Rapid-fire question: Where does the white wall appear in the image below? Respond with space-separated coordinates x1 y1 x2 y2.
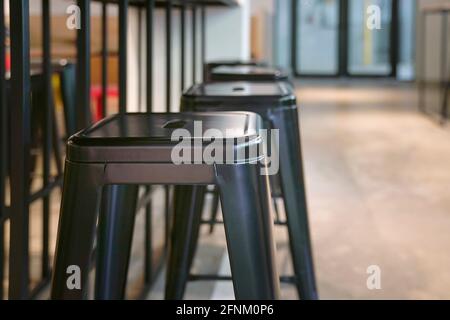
128 1 251 113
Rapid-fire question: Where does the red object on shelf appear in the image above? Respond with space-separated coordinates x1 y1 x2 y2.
5 52 10 72
91 85 119 122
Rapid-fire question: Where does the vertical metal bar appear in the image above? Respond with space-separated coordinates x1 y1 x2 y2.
0 0 5 300
389 0 399 78
192 5 197 84
166 0 172 112
200 5 206 82
338 0 349 76
9 0 31 299
41 0 52 280
290 0 297 76
165 0 172 253
180 3 185 91
119 0 128 114
145 0 154 283
76 0 91 129
0 224 4 299
440 12 449 121
101 2 108 118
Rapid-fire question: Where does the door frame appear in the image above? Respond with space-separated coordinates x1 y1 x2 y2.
291 0 399 78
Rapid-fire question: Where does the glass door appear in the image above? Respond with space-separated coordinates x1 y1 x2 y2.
295 0 341 75
347 0 393 76
292 0 404 77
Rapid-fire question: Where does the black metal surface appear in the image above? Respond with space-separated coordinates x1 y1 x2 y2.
9 0 31 299
3 0 236 300
204 60 262 82
209 65 292 83
215 163 280 299
59 63 77 136
389 0 399 78
192 5 197 84
147 0 154 113
200 5 206 82
76 0 92 129
95 185 138 299
271 106 318 300
119 0 128 114
166 0 172 111
42 0 52 280
165 0 173 255
166 185 205 299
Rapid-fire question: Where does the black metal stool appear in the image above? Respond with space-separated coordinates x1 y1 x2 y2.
176 81 317 300
209 65 292 86
204 60 264 82
205 63 291 231
50 112 280 300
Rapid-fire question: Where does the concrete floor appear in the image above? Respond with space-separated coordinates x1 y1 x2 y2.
145 81 450 300
298 81 450 299
9 80 450 299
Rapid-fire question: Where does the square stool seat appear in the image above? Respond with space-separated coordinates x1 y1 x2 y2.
204 60 264 81
51 111 281 300
179 81 318 300
67 112 263 165
182 81 295 113
209 65 291 83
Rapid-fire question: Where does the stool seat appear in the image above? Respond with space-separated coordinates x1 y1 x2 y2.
211 65 288 81
204 60 264 82
182 81 295 111
67 112 263 163
51 111 280 300
180 81 318 300
210 65 291 83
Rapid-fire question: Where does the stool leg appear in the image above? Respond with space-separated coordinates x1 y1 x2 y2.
271 107 318 300
51 107 63 177
208 188 220 234
59 64 76 136
216 163 280 300
165 185 205 300
51 161 104 299
95 185 139 299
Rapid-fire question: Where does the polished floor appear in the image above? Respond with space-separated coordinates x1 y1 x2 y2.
146 81 450 300
9 80 450 299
